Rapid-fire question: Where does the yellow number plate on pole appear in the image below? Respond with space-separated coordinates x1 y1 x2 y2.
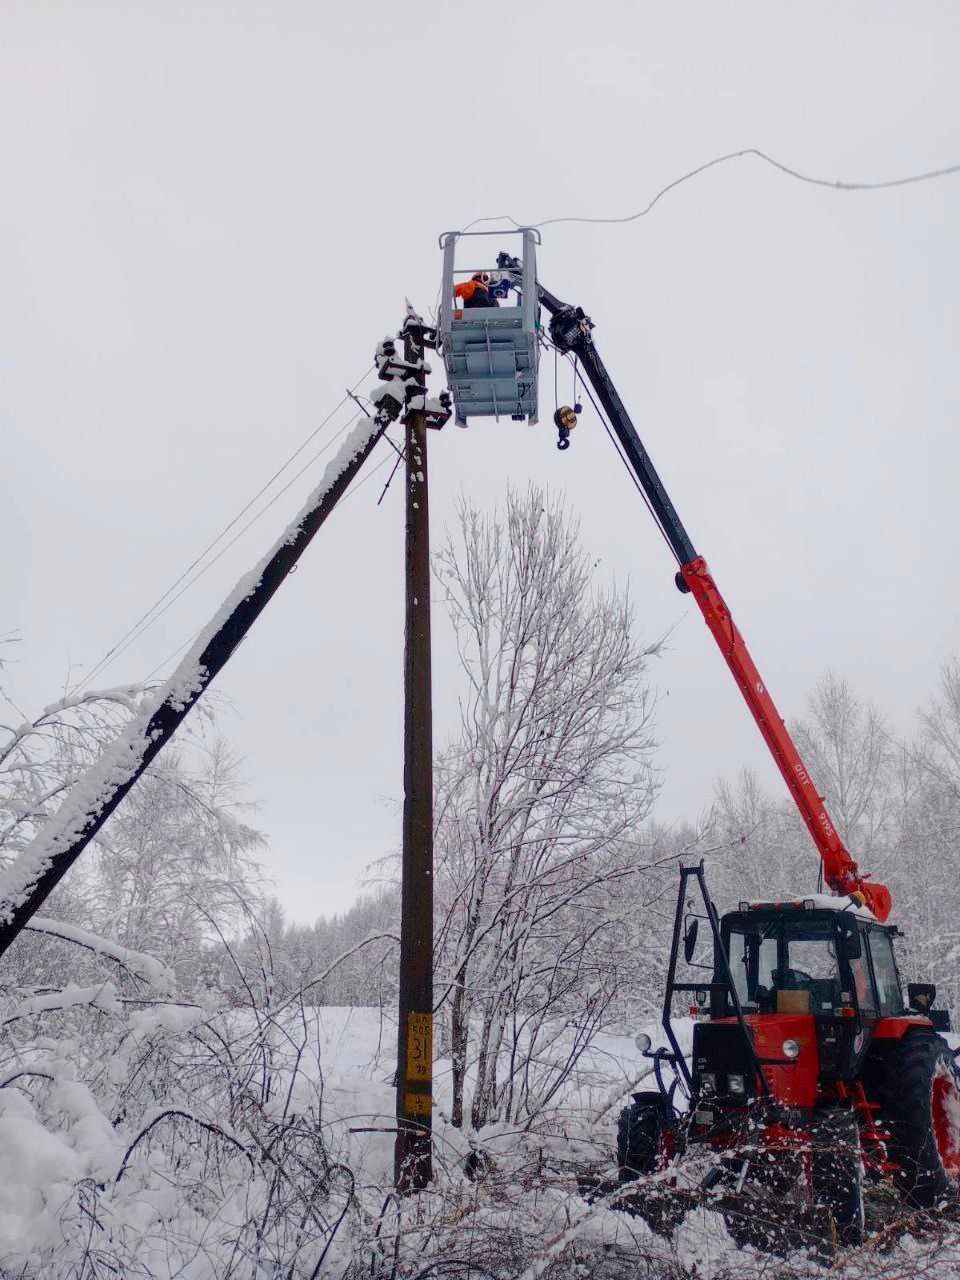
407 1012 433 1082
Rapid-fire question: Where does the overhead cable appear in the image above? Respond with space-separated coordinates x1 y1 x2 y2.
141 448 395 684
534 148 960 228
75 366 374 692
459 147 960 233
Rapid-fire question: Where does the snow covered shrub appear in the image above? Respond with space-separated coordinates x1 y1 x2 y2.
0 918 372 1277
0 677 361 1275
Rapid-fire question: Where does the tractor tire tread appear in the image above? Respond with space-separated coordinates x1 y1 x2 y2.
884 1030 960 1207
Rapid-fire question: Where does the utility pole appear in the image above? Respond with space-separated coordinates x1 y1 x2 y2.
392 308 447 1190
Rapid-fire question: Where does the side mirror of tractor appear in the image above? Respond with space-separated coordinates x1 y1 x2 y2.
684 917 700 964
908 982 937 1012
907 983 952 1030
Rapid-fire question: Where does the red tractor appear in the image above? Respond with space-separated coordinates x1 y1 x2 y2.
513 265 960 1246
618 869 957 1247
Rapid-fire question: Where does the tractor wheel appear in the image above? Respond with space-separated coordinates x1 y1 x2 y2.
616 1091 665 1180
810 1107 865 1246
884 1031 960 1207
722 1152 806 1254
723 1199 780 1253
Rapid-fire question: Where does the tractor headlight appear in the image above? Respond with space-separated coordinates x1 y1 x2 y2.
728 1072 746 1095
700 1072 717 1097
782 1038 801 1060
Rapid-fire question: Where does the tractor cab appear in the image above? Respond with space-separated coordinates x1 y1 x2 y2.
696 898 901 1114
716 897 897 1024
438 227 541 426
685 891 955 1121
636 867 949 1133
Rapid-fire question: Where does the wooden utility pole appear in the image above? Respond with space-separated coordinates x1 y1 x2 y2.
394 310 434 1190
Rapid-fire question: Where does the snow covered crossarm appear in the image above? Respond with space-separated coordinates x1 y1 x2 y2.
0 411 390 956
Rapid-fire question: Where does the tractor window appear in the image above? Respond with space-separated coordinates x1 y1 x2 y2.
849 951 876 1014
758 935 778 993
868 931 904 1016
779 921 844 1012
788 937 839 983
727 929 774 1009
723 917 848 1013
727 929 752 1007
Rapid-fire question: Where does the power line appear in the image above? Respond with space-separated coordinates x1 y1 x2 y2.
457 147 960 234
534 148 960 228
92 412 380 684
140 450 396 691
75 367 374 692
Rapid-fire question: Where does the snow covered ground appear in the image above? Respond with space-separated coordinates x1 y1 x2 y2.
302 1008 960 1278
312 1006 688 1184
3 1001 960 1277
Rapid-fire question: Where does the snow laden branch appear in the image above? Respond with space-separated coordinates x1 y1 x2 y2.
24 917 173 988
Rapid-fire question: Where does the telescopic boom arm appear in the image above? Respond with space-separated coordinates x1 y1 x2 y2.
536 282 892 922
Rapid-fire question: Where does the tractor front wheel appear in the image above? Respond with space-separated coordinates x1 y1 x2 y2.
616 1091 666 1180
885 1031 960 1207
810 1107 865 1246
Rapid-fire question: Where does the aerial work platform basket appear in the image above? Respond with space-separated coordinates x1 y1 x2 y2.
439 228 541 426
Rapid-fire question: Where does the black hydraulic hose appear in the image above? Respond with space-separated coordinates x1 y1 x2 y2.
536 284 698 568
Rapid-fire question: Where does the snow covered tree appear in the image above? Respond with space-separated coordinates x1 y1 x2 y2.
86 739 265 983
708 767 810 906
433 486 661 1128
1 682 144 869
791 670 894 871
888 661 960 1009
710 673 895 908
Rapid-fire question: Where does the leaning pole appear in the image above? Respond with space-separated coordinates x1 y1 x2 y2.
0 349 406 959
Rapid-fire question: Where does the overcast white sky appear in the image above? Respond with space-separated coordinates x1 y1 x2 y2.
3 2 959 922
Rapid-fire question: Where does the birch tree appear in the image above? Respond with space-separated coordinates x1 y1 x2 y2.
433 486 661 1129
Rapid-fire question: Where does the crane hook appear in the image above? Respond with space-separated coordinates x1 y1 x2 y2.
554 405 579 452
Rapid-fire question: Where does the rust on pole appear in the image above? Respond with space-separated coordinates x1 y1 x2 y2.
394 311 436 1190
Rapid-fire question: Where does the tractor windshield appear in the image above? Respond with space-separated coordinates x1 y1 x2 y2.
723 915 853 1015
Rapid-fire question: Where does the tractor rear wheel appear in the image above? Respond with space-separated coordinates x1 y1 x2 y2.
885 1031 960 1207
810 1107 865 1246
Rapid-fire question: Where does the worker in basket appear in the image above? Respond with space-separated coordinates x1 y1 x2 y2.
454 271 511 310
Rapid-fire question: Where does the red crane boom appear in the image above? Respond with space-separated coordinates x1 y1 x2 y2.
537 281 892 922
680 556 891 920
